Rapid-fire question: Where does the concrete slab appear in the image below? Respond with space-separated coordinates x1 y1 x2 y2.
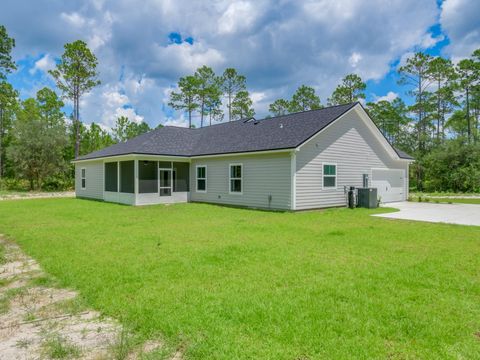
373 201 480 226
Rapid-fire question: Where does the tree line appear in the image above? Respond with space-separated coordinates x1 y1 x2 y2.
168 66 254 128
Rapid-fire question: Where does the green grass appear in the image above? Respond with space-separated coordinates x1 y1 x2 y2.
0 198 479 359
41 334 81 359
0 241 5 265
410 196 480 205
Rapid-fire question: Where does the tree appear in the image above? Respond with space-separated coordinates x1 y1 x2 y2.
49 40 100 158
269 99 291 116
8 97 67 190
0 25 16 79
231 90 255 120
398 52 433 190
398 52 433 152
113 116 151 142
428 57 457 142
0 25 16 181
366 98 411 145
423 140 480 192
81 123 115 155
169 75 200 129
220 68 246 121
328 74 366 105
206 95 224 126
194 66 221 128
0 81 17 179
36 87 65 127
456 56 479 143
289 85 321 112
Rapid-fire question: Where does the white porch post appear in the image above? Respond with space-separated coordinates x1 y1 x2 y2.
134 159 139 205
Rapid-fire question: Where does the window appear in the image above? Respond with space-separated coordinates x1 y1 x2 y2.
81 168 86 189
323 163 336 189
229 164 242 194
105 162 118 192
196 166 206 192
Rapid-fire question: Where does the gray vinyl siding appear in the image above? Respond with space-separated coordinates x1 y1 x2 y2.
190 153 291 210
295 108 408 210
75 161 104 200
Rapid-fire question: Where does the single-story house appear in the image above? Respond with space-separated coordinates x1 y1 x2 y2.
73 102 413 210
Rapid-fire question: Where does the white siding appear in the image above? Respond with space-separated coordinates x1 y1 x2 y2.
190 153 292 210
75 161 103 200
295 108 409 210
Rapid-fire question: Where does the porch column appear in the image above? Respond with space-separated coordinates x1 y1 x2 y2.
134 159 139 205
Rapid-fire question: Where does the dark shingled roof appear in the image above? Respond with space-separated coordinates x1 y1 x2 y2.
393 147 414 160
76 102 413 161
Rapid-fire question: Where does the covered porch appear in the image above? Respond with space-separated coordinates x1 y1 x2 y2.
102 155 190 206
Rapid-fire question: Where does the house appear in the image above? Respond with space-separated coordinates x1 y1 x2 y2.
73 103 414 210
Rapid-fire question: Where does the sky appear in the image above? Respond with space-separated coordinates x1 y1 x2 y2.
1 0 479 129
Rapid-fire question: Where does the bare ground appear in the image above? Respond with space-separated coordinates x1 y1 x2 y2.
0 192 75 201
0 237 180 360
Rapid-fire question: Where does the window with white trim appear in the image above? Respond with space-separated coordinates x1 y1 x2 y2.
81 168 86 189
229 164 242 194
196 166 206 192
323 163 336 188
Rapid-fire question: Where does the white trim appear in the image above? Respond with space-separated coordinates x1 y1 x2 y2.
134 160 139 204
73 149 291 164
195 165 207 193
80 167 86 190
192 148 291 159
73 154 191 164
102 160 105 200
322 162 337 190
290 151 296 210
117 161 120 192
158 167 173 197
228 163 243 195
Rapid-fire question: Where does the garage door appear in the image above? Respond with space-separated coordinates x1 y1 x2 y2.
371 169 405 203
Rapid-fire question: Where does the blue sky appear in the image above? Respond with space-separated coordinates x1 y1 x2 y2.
1 0 479 129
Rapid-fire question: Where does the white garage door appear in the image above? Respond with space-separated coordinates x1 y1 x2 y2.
371 169 405 203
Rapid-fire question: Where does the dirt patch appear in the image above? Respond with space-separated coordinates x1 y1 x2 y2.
0 191 75 201
0 237 181 359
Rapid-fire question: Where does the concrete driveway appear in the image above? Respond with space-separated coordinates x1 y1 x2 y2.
373 201 480 226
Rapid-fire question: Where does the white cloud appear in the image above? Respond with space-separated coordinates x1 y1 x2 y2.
151 42 225 75
80 83 144 129
440 0 480 61
348 52 362 68
374 91 399 103
164 116 189 128
30 54 55 75
60 12 86 27
218 1 258 34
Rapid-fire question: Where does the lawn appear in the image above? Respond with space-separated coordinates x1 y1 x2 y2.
409 194 480 205
0 199 479 359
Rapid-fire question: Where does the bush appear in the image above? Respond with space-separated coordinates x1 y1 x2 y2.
423 140 480 193
0 178 30 191
41 176 74 191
